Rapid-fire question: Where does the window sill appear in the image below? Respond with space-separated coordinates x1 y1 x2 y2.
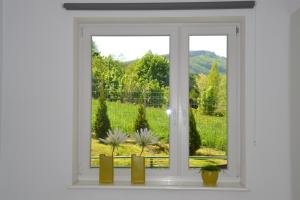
69 180 248 191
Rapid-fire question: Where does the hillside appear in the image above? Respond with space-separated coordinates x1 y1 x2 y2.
189 51 226 74
124 50 226 75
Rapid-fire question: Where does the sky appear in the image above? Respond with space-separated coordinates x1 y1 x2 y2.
92 35 227 62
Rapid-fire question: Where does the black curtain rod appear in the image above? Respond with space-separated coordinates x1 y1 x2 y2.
63 1 255 10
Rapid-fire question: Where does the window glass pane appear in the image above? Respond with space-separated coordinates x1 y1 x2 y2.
91 36 170 168
188 36 228 168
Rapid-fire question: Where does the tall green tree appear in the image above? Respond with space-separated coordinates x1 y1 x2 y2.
189 109 201 155
94 83 111 139
134 104 150 133
201 86 216 115
135 51 169 87
92 54 106 98
92 54 124 100
104 56 124 101
207 62 220 93
201 62 220 115
217 75 227 114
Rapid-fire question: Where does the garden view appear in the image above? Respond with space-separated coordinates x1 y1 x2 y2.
90 36 227 168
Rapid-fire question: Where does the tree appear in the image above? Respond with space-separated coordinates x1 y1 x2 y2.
201 62 220 115
94 83 111 139
92 40 99 56
143 79 164 107
207 62 220 93
134 104 150 133
189 109 201 156
201 86 216 115
217 75 227 115
136 51 170 87
104 56 124 101
189 74 200 109
91 54 124 100
91 54 106 98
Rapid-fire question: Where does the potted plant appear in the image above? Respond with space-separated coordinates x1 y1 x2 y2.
98 129 128 184
132 128 158 184
200 164 221 187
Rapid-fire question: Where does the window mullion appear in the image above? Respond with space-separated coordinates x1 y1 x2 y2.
169 27 180 176
178 26 190 176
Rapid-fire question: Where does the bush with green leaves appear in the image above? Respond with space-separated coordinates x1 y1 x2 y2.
136 51 169 87
201 86 217 115
91 53 124 100
134 104 150 133
94 84 111 139
143 80 164 107
189 109 201 156
201 63 220 115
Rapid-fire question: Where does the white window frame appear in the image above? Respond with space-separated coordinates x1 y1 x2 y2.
73 19 245 186
179 25 240 180
78 24 179 181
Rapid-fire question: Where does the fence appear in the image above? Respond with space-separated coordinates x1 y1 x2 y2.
91 155 227 168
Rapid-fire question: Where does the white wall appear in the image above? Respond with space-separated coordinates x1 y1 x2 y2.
0 0 3 169
288 0 300 13
290 8 300 200
0 0 292 200
0 0 3 196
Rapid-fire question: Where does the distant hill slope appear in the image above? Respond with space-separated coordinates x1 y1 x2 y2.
123 50 226 75
189 50 226 75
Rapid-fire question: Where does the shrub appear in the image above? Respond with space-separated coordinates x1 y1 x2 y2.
134 104 150 133
94 83 111 139
143 80 164 107
201 86 217 115
189 109 201 155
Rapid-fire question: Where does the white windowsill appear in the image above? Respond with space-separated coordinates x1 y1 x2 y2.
69 180 249 191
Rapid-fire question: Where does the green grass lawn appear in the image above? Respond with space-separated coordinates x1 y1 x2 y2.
92 99 169 141
192 109 227 152
91 99 227 168
92 99 227 150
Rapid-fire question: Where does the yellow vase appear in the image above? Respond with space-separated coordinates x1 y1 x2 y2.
201 171 219 187
99 154 114 184
131 154 145 184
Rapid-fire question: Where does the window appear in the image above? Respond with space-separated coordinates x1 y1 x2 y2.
188 35 228 168
91 36 170 168
75 20 242 185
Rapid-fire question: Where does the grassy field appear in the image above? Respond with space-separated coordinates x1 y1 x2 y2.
193 110 227 152
92 100 169 141
91 99 227 168
92 99 226 150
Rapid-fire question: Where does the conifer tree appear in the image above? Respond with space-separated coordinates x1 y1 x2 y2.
189 109 201 155
94 83 111 139
134 104 150 133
